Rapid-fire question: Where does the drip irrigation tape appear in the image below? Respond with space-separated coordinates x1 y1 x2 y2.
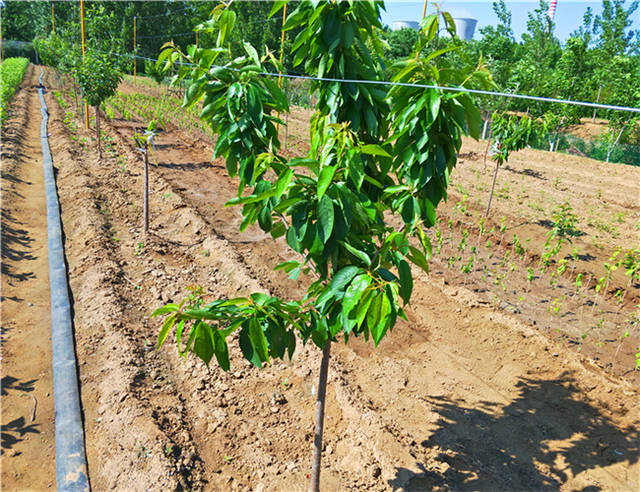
38 68 90 492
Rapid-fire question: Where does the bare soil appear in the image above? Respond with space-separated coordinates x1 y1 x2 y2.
2 67 639 491
1 66 56 491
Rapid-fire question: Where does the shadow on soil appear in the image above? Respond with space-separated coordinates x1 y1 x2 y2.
1 376 40 454
389 372 638 491
1 416 40 453
504 165 547 180
1 207 37 282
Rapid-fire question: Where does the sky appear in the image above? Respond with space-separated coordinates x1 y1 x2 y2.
379 0 640 42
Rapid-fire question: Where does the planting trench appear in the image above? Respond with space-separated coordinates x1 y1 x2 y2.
2 65 639 490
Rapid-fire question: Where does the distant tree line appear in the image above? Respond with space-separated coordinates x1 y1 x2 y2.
9 0 639 154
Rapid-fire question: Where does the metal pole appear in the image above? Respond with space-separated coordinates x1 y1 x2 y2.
81 0 89 129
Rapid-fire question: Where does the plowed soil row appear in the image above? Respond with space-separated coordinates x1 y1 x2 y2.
1 65 56 491
3 66 638 491
115 75 640 384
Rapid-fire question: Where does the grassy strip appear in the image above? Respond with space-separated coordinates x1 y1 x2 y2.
1 57 30 125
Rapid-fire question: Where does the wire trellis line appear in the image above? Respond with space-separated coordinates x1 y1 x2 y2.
118 53 640 114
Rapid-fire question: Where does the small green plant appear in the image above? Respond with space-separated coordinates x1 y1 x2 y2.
575 272 583 290
136 242 145 255
527 267 535 283
485 114 545 217
620 248 640 284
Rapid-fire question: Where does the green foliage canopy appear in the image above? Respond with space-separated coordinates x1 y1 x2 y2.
153 1 491 370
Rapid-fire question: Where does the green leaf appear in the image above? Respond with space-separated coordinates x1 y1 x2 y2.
340 241 371 266
317 165 336 199
151 304 180 317
359 144 391 157
330 266 360 293
268 0 288 18
250 293 271 306
212 330 230 371
286 225 301 251
157 313 177 349
367 292 391 346
239 324 263 368
398 260 413 304
422 15 438 41
274 261 300 272
317 195 334 243
249 317 269 363
193 321 215 365
243 42 260 66
342 274 372 332
407 246 430 273
401 196 418 225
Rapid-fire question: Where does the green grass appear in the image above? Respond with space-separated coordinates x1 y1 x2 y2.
1 57 29 125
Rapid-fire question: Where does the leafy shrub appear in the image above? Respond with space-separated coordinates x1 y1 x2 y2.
0 57 30 125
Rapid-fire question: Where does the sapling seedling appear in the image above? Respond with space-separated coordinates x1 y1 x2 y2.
152 4 489 489
485 114 545 217
76 52 122 159
133 120 158 234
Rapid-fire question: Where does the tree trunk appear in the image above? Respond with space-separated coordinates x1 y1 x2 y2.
606 122 627 163
284 112 289 150
143 150 149 234
96 106 101 160
592 86 602 123
483 138 492 172
485 160 500 217
309 340 331 492
72 82 78 111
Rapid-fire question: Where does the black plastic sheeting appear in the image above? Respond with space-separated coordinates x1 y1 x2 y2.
39 69 90 491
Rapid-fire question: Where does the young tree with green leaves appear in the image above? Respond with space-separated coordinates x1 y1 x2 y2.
153 1 490 489
485 113 545 217
76 52 122 159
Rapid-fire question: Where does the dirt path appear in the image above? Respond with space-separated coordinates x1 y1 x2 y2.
24 69 640 490
1 66 56 489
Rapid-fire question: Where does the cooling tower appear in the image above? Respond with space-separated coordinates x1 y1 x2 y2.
453 17 477 40
392 20 419 31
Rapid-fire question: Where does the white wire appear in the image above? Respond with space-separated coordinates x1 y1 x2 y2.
118 53 640 114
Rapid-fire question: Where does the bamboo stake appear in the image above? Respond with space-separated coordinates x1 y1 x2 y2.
133 16 137 80
276 3 287 138
81 0 89 129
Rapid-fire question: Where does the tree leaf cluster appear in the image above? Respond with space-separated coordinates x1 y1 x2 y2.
154 1 491 370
